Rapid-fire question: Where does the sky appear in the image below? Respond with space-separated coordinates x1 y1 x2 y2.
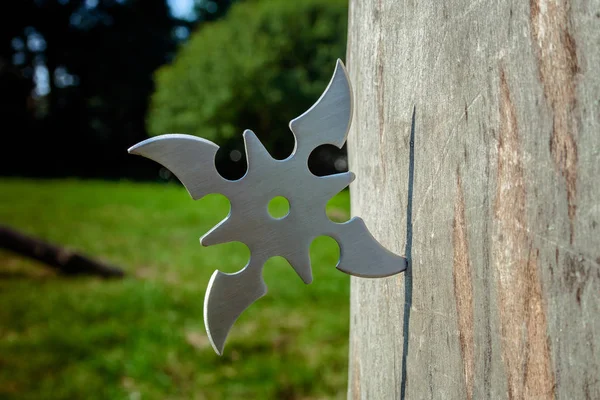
167 0 195 20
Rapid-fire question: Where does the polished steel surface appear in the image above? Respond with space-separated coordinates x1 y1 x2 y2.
129 60 407 355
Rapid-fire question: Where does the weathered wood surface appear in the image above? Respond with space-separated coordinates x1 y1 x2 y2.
346 1 599 399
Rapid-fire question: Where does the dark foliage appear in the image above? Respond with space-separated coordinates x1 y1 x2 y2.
0 0 347 180
0 0 234 179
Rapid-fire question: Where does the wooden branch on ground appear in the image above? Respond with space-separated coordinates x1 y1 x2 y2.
0 225 125 278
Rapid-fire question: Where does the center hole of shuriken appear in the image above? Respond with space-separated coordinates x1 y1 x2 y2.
268 196 290 219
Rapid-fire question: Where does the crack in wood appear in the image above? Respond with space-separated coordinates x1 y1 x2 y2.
494 67 555 400
530 0 579 243
453 171 475 400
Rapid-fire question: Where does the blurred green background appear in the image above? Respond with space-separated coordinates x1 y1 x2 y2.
0 0 352 398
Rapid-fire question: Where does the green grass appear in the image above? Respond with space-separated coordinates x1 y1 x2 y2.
0 179 351 400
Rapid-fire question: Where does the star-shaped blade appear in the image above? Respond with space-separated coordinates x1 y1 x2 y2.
128 59 406 355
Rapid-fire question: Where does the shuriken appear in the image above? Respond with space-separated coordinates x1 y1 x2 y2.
128 60 406 355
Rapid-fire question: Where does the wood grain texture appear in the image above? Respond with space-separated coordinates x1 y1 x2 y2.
345 1 600 398
453 173 474 400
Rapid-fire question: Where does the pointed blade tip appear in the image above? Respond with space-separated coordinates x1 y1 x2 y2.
300 271 313 285
205 324 225 356
127 143 142 155
200 218 235 247
335 266 405 278
204 270 226 356
206 331 224 356
288 59 352 141
199 236 210 247
336 256 407 278
127 136 161 155
349 171 356 183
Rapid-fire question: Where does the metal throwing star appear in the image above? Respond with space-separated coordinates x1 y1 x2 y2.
128 60 407 355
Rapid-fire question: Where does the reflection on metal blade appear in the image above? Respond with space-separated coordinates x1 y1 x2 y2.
128 60 407 355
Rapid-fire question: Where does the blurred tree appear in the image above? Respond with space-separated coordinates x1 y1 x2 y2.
147 0 349 179
193 0 238 21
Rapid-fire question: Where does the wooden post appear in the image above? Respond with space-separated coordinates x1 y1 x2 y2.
346 1 599 398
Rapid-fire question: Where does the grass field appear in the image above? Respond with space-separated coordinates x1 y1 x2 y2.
0 179 351 400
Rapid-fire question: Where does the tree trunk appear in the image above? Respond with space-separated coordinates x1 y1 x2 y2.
346 1 599 399
0 225 125 278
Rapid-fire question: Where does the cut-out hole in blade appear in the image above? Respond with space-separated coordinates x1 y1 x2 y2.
268 196 290 219
308 143 348 176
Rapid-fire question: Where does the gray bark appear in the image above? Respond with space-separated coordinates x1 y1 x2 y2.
346 1 600 399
